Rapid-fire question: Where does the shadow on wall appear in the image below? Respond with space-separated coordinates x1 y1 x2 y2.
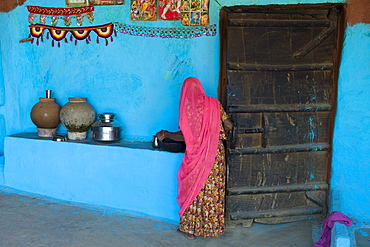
0 155 3 185
0 78 3 184
0 115 5 156
0 46 4 156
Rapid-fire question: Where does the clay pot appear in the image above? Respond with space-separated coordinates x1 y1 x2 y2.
30 97 61 137
60 98 96 140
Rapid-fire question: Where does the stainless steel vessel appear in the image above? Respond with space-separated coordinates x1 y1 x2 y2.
91 113 121 142
52 135 67 142
152 135 159 148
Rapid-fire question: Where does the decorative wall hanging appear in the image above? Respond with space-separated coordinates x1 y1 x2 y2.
181 0 209 26
130 0 157 21
66 0 89 7
158 0 181 20
29 23 115 47
89 0 124 5
27 6 94 26
114 22 216 38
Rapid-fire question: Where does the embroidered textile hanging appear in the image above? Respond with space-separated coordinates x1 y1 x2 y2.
180 0 209 26
27 6 94 26
130 0 157 21
29 23 115 47
114 22 216 38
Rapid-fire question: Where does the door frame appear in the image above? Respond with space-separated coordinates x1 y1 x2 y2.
218 3 345 226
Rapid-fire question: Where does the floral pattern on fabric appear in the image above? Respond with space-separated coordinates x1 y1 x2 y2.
179 105 228 237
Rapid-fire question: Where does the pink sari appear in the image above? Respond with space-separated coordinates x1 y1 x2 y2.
177 77 220 216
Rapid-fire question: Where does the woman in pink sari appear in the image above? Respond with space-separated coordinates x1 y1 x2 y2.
156 77 233 239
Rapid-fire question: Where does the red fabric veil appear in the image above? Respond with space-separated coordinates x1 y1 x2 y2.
177 77 220 216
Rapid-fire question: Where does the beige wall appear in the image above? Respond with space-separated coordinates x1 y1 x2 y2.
346 0 370 25
0 0 26 12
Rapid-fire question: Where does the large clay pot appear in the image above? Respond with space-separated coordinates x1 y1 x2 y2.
30 92 61 137
60 98 96 140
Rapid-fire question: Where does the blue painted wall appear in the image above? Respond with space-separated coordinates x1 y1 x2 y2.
0 40 4 107
3 0 370 224
0 0 220 143
0 19 6 184
0 0 345 142
331 23 370 223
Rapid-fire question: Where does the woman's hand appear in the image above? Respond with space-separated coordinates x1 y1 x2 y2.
224 118 233 132
156 130 184 142
156 130 168 141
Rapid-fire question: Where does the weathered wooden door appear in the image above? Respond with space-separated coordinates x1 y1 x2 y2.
219 4 344 227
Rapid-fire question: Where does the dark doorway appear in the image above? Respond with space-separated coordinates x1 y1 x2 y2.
219 4 344 227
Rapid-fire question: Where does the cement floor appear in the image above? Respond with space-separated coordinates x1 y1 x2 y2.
352 226 370 246
0 186 323 247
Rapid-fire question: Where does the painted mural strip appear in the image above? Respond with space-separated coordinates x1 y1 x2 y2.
27 6 95 26
29 23 115 47
89 0 124 5
114 22 216 38
130 0 157 21
158 0 181 20
180 0 210 26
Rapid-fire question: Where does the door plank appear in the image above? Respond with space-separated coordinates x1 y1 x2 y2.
228 19 331 27
227 62 333 71
226 191 327 213
228 182 328 195
293 26 335 59
227 151 328 189
227 71 333 106
255 215 320 224
228 104 332 113
229 144 330 154
230 206 323 220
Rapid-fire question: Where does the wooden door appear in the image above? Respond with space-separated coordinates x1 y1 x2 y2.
219 4 344 227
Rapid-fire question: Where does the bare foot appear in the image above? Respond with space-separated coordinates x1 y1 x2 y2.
177 229 195 240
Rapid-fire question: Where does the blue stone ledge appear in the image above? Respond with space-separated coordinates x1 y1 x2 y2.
329 188 352 247
4 133 183 222
331 223 351 247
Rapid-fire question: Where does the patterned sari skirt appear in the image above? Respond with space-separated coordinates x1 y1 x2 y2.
179 140 226 237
